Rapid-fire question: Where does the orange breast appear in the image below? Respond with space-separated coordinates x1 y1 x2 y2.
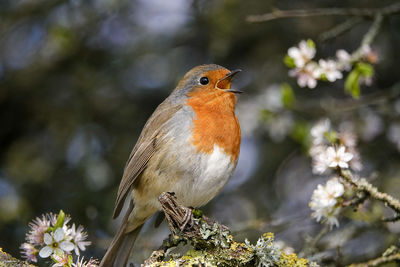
186 90 241 162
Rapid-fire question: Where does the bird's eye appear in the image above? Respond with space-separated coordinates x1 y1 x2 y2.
199 77 209 85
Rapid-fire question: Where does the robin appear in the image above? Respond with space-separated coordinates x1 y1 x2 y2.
100 64 242 267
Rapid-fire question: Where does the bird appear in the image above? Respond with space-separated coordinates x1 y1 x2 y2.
100 64 242 267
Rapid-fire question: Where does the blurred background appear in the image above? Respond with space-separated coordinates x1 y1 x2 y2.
1 0 400 266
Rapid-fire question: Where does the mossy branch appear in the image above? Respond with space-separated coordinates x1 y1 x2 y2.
143 192 313 267
338 169 400 220
348 246 400 267
0 248 36 267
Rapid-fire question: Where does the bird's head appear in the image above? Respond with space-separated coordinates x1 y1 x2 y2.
174 64 242 96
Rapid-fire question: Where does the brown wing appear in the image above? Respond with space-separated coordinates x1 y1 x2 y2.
113 101 182 219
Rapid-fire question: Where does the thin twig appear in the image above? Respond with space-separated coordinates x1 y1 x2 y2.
341 192 368 210
247 3 400 23
338 169 400 215
319 17 364 42
349 252 400 267
332 13 383 69
290 82 400 116
346 13 383 65
298 225 329 258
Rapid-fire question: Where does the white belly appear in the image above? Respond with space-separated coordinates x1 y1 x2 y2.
175 144 236 207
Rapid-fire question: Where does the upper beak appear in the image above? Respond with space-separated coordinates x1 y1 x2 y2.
216 69 243 94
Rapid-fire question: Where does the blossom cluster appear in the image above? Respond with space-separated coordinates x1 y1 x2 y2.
308 119 362 228
309 177 345 228
286 39 375 89
20 210 96 267
309 119 362 175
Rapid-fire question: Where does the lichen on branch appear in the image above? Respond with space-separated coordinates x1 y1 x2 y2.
0 248 36 267
143 192 313 267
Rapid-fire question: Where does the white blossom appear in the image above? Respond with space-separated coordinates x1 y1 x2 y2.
262 86 283 112
265 112 294 142
311 145 354 174
51 253 70 267
39 228 74 258
361 44 371 56
361 44 379 63
311 119 331 145
68 224 91 255
326 145 353 169
318 59 343 82
339 130 357 148
336 49 351 71
72 256 99 267
310 177 345 228
311 146 330 174
289 63 320 89
20 243 38 263
288 40 316 68
26 215 51 246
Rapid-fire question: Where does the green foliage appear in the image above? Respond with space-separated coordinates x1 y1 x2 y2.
291 122 310 150
357 62 374 77
280 83 295 108
344 62 374 99
319 73 328 82
192 209 203 219
306 39 316 49
260 109 275 122
52 210 66 232
284 55 296 68
345 69 361 98
324 130 338 144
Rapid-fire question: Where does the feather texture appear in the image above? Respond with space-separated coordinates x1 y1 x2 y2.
113 102 182 219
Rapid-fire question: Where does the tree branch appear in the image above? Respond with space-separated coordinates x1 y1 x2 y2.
144 192 311 267
338 169 400 215
319 17 363 42
349 247 400 267
289 82 400 117
0 248 35 267
247 3 400 23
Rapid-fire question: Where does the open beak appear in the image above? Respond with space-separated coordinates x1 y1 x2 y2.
216 69 243 94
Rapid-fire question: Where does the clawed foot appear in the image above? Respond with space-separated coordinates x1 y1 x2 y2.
180 206 193 232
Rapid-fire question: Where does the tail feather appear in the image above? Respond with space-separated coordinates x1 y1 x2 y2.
100 201 143 267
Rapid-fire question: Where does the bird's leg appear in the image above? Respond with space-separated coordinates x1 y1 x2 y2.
179 206 193 232
159 192 194 234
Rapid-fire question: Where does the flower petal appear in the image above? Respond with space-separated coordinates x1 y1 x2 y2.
343 152 354 161
39 246 53 258
54 228 65 242
307 78 317 88
43 233 53 245
328 161 338 168
326 146 336 157
337 146 346 154
288 47 300 58
60 241 75 252
338 162 349 168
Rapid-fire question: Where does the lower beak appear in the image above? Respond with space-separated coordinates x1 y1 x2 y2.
216 69 243 94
